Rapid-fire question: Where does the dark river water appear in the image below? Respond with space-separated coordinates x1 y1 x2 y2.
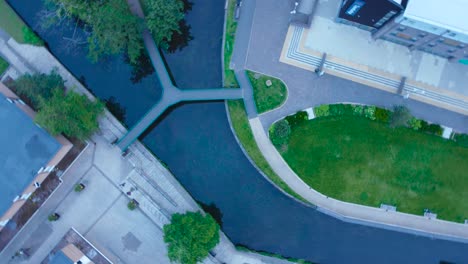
7 0 468 263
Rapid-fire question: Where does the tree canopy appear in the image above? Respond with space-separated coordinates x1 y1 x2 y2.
46 0 187 63
10 71 64 109
35 88 104 140
47 0 144 63
11 72 103 140
143 0 185 49
163 211 220 264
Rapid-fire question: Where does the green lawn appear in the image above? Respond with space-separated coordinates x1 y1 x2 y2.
0 1 43 45
223 0 239 88
247 71 287 114
0 56 9 75
227 100 308 203
278 115 468 222
0 0 27 42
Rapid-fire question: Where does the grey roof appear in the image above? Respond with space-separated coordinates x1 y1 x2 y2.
49 251 73 264
404 0 468 35
0 93 60 216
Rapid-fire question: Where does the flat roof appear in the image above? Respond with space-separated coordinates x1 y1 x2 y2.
404 0 468 35
0 92 60 216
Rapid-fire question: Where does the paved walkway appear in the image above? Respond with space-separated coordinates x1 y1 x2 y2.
117 0 243 150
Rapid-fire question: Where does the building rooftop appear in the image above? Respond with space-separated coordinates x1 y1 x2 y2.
0 91 60 216
404 0 468 35
49 251 73 264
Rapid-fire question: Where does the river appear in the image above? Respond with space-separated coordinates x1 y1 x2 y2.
7 0 468 263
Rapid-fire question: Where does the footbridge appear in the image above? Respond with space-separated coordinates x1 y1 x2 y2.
116 26 243 150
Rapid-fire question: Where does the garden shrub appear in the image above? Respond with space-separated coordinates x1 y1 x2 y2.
286 111 308 127
421 123 443 136
363 105 376 120
314 105 329 117
454 133 468 147
269 119 291 147
375 107 391 123
329 104 346 116
407 117 422 131
391 105 411 127
352 105 364 116
420 120 429 130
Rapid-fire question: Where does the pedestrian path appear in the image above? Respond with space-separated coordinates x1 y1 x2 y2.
281 26 468 115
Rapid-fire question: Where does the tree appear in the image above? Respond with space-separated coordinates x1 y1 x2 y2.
10 71 65 109
269 119 291 147
46 0 144 63
163 211 220 264
35 89 104 140
144 0 185 49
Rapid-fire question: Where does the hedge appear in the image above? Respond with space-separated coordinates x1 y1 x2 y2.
269 119 291 147
286 111 308 127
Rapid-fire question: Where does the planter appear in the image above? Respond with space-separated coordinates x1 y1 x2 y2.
74 183 85 192
48 213 60 221
127 199 139 211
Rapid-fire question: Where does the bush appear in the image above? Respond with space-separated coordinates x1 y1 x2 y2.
164 212 220 264
421 123 443 136
352 105 364 116
314 105 329 117
286 111 308 127
74 183 85 192
391 105 411 127
407 117 422 131
269 119 291 147
329 104 346 116
48 213 60 221
22 26 43 46
454 133 468 147
375 107 392 123
363 105 376 120
127 199 138 210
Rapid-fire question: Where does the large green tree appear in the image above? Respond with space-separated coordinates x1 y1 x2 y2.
10 71 64 109
35 88 104 140
143 0 185 49
163 211 220 264
47 0 144 63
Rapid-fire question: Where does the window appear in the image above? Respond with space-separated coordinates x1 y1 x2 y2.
458 44 466 49
448 48 456 53
373 10 397 28
411 37 418 42
398 26 406 31
428 42 436 47
418 32 427 38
